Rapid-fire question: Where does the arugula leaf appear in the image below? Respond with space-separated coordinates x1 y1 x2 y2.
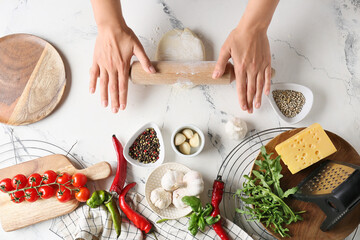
235 146 305 238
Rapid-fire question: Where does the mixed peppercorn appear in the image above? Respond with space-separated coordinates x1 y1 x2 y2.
129 128 160 164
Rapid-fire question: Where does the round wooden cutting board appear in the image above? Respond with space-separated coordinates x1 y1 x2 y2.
252 128 360 240
0 34 66 125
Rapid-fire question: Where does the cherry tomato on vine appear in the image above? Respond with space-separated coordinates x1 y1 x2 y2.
72 173 87 187
25 188 39 202
75 187 90 202
38 186 55 199
28 173 42 187
56 186 72 203
12 174 27 189
0 178 14 193
10 190 25 203
56 172 72 186
42 170 58 184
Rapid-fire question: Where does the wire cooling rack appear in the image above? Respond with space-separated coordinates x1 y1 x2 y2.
215 127 359 240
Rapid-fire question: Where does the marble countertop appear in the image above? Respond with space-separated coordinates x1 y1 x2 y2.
1 0 360 239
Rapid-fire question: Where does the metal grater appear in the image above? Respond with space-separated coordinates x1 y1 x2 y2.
293 160 360 231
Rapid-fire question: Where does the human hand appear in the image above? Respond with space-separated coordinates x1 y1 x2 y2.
213 25 271 114
89 25 155 113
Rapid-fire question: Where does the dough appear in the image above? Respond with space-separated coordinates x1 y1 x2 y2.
225 117 248 140
156 28 205 61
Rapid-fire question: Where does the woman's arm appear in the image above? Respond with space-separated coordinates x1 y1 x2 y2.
89 0 155 112
213 0 279 113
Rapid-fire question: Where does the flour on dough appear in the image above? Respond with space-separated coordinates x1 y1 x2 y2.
156 28 205 61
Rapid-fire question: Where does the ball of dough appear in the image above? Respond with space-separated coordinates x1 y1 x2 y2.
225 118 248 140
156 28 205 61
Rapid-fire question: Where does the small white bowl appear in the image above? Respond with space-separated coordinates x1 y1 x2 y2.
123 122 165 168
171 124 205 157
145 162 192 219
267 83 313 124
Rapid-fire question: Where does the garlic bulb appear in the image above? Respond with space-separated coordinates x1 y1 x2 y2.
150 187 172 209
183 171 204 196
172 188 189 209
161 170 184 191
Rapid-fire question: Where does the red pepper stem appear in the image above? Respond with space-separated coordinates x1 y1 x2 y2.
119 182 154 234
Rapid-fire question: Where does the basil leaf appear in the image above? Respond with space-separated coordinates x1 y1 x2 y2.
188 212 199 236
202 203 213 217
198 217 205 231
182 196 202 213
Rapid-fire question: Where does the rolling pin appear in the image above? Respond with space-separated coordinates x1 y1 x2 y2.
130 61 275 85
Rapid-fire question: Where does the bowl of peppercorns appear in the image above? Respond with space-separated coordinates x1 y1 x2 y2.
124 122 165 168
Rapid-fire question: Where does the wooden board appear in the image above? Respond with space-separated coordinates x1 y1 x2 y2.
253 128 360 240
0 34 66 125
0 154 112 232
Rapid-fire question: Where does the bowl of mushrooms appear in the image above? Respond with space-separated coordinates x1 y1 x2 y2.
171 124 205 157
145 162 205 219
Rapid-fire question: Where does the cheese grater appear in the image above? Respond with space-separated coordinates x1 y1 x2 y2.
293 160 360 231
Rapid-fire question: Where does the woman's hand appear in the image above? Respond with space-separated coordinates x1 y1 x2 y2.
212 0 278 114
213 25 271 113
89 0 155 113
89 26 155 113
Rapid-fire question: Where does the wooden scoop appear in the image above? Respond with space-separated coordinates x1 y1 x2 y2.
130 61 275 85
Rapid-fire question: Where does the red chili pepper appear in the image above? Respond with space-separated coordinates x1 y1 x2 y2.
211 175 230 240
119 182 153 234
109 135 127 195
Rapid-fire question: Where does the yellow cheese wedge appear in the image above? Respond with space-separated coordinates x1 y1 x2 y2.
275 123 337 174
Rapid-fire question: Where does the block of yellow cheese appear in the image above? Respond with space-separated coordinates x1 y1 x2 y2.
275 123 337 174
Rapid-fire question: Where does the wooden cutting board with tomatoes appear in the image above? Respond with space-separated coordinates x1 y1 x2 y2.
0 154 111 232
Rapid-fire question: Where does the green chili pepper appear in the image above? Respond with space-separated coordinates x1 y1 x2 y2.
86 190 122 237
86 190 106 208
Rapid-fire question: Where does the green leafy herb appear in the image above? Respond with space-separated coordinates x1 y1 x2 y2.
235 146 305 238
181 196 221 236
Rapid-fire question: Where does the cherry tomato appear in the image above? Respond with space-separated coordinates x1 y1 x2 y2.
38 186 55 199
42 170 58 184
56 172 72 186
10 190 25 203
25 188 39 202
27 173 42 187
12 174 27 189
0 178 14 193
75 187 90 202
56 186 72 203
72 173 87 187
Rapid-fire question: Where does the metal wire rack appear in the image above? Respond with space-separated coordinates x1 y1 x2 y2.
215 127 359 240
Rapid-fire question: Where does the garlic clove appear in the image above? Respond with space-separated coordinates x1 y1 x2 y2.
179 142 191 155
174 133 186 146
182 129 194 139
189 133 200 148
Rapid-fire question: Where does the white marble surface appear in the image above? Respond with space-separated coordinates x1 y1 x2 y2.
0 0 360 239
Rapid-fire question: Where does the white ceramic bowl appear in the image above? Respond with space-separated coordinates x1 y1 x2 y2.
171 124 205 158
123 122 165 168
145 162 192 219
267 83 313 124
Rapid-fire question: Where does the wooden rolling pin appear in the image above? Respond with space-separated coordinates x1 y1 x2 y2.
130 61 275 85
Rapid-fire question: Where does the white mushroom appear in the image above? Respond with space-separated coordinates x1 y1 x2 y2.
150 187 172 209
161 170 184 191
